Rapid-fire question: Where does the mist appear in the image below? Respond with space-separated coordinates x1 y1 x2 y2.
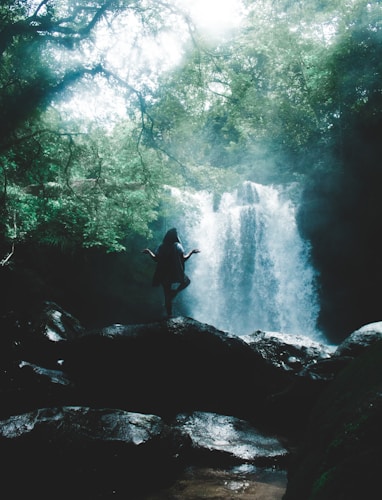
169 182 322 340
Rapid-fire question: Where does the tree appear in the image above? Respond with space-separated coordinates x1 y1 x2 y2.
0 0 192 255
297 0 382 340
146 1 332 183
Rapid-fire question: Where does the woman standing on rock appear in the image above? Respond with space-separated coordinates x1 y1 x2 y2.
142 228 200 317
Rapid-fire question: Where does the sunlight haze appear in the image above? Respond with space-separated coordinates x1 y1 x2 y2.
57 0 245 124
181 0 244 36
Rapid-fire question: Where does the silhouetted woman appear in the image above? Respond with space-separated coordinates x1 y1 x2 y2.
142 228 200 317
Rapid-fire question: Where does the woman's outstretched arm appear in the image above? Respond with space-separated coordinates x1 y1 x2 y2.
183 248 201 261
141 248 157 261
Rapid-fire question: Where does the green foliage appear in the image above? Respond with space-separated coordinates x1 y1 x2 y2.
0 1 185 253
146 3 336 183
0 115 167 252
1 0 381 257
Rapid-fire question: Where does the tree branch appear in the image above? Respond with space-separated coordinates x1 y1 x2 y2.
0 0 117 55
0 211 16 267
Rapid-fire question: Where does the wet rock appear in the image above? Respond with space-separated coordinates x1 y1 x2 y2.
241 330 333 373
0 359 75 419
33 300 86 342
18 360 71 386
0 406 186 499
7 301 85 370
333 321 382 358
297 356 354 382
174 411 289 467
2 304 382 499
63 316 289 426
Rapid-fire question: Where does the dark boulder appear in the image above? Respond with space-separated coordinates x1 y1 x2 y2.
284 338 382 500
5 306 351 434
63 317 289 426
333 321 382 358
240 330 337 434
241 330 333 374
0 356 75 419
0 406 186 499
32 300 86 341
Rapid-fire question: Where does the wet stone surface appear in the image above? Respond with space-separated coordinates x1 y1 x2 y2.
174 411 289 465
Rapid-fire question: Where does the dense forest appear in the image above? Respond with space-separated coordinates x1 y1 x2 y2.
1 0 381 343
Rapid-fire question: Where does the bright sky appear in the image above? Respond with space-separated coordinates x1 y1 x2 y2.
181 0 244 37
57 0 244 125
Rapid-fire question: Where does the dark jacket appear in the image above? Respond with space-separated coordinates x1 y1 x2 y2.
152 229 187 286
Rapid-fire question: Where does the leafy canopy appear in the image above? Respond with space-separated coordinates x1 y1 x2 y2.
1 0 381 258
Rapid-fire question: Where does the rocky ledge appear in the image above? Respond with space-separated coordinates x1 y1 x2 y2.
1 302 381 499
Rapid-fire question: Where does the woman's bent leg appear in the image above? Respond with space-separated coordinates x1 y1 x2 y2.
175 276 191 294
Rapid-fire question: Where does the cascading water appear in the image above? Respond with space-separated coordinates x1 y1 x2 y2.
170 181 322 340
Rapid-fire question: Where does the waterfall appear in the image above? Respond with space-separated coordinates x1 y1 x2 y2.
170 181 322 340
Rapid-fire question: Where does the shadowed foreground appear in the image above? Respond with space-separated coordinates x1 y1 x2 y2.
1 303 382 499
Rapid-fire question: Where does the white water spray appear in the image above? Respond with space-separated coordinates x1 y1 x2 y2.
171 181 321 340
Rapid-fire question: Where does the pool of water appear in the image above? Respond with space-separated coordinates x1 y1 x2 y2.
145 464 287 499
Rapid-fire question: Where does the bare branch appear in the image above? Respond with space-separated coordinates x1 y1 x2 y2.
1 211 16 267
32 1 50 18
0 242 14 266
0 0 117 55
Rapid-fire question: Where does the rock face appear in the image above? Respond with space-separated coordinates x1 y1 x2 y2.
1 301 381 499
284 333 382 499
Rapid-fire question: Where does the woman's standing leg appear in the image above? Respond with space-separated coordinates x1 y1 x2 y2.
162 281 173 317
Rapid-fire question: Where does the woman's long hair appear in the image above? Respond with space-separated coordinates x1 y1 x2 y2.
162 228 180 246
